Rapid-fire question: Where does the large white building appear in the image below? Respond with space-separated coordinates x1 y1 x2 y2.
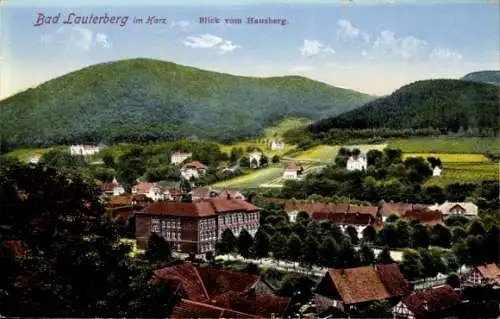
283 163 303 180
69 145 100 156
346 153 367 171
171 152 192 165
271 139 285 150
249 151 263 168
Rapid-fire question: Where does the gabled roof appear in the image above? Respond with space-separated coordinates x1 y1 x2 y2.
475 263 500 279
285 163 300 171
429 201 478 215
190 187 212 199
382 202 413 217
132 182 161 194
311 212 375 225
181 160 206 170
212 290 291 317
402 209 444 227
218 190 245 200
348 204 378 216
170 299 260 318
141 201 217 217
402 285 459 317
326 264 409 304
211 198 259 213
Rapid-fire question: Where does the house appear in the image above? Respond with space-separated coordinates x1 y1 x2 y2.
171 152 192 165
401 209 444 227
428 201 478 218
283 163 303 180
155 263 291 318
381 202 414 220
315 264 411 313
69 144 100 156
189 187 213 200
432 166 442 177
217 190 245 200
180 161 207 180
249 151 263 168
462 263 500 286
100 177 125 196
346 153 367 171
271 139 285 150
132 182 171 201
392 285 460 319
106 194 152 220
135 198 260 254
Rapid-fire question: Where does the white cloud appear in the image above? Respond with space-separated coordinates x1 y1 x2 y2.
183 34 240 54
300 39 335 57
430 48 463 61
337 19 370 43
372 30 427 59
40 26 110 50
96 33 110 48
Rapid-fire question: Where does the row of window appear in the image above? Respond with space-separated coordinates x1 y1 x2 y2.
200 230 217 241
200 243 214 253
218 212 258 225
165 232 182 240
151 218 181 232
199 218 216 228
219 224 259 237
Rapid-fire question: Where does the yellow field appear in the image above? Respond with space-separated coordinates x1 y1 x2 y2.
291 144 387 163
403 153 489 163
211 167 283 189
425 162 499 187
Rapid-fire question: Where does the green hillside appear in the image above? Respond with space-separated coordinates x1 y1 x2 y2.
0 58 373 150
462 70 500 85
309 79 499 136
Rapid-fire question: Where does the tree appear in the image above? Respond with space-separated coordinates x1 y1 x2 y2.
351 148 361 156
376 246 394 264
411 223 430 248
337 241 360 268
385 214 400 223
271 155 280 163
360 300 392 318
296 211 311 226
395 220 411 248
240 156 250 168
300 235 319 268
286 233 303 262
466 235 485 265
270 233 287 261
445 215 469 228
484 225 500 263
431 224 452 248
216 229 236 255
367 150 384 167
468 220 486 237
259 155 269 167
452 239 470 266
359 243 375 265
379 224 398 248
253 228 270 259
362 225 377 243
451 226 467 243
145 233 172 262
445 273 460 289
237 229 254 259
400 249 424 280
345 226 359 245
318 236 340 267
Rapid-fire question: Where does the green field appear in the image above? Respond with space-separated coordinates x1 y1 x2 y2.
263 117 312 138
403 153 489 163
5 147 59 162
389 137 499 154
426 162 499 187
289 144 387 163
211 167 284 189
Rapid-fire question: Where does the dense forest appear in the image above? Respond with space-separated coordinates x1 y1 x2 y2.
287 79 499 145
0 58 373 151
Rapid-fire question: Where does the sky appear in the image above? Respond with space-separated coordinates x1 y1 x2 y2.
1 0 499 99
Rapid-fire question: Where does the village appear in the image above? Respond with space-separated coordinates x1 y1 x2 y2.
15 140 498 318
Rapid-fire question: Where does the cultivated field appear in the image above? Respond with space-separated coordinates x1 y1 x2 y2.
402 153 489 163
289 143 387 163
389 137 499 154
211 167 284 189
425 162 499 187
6 147 57 161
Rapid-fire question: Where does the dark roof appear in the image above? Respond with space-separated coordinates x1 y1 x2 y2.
170 299 260 318
211 198 259 213
402 285 460 317
140 198 258 217
326 264 409 304
212 290 291 317
348 204 378 216
311 212 375 225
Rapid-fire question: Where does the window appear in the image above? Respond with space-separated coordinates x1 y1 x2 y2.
176 219 181 229
166 231 171 239
176 243 181 251
151 218 161 233
172 232 176 240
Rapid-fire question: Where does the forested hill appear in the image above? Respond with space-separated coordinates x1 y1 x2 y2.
308 79 499 136
462 70 500 85
0 58 373 149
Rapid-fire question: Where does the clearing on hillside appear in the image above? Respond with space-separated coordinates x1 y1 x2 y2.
389 137 499 154
402 153 489 163
211 167 284 189
289 144 387 163
426 162 499 187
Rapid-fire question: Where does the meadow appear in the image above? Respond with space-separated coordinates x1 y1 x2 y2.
211 166 284 189
289 143 387 163
402 153 489 163
425 162 499 187
388 137 499 154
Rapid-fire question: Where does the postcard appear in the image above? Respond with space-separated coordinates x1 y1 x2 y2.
0 0 499 318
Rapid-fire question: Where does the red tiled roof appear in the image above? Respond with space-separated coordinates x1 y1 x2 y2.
212 290 291 317
3 240 27 257
166 188 183 196
382 202 413 217
284 202 328 214
348 204 378 216
181 160 206 170
324 203 350 214
170 299 260 318
153 264 209 302
311 212 375 226
475 263 500 279
327 264 408 304
328 266 391 304
190 187 212 199
132 182 161 194
402 285 460 317
286 163 300 170
211 198 258 213
402 209 444 227
100 182 120 191
375 264 411 297
196 267 260 297
218 190 245 200
107 194 132 207
142 201 217 217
